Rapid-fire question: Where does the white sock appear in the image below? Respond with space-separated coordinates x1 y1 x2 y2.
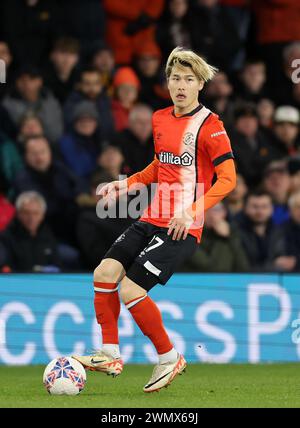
102 344 121 359
158 348 178 364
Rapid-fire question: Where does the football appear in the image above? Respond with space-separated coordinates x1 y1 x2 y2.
43 357 86 395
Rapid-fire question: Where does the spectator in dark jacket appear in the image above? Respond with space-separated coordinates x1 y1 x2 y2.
156 0 193 59
13 135 85 244
189 0 241 72
282 191 300 272
76 170 135 269
2 65 63 143
1 0 62 67
202 71 235 129
235 191 291 272
224 173 248 221
43 37 81 105
59 101 103 179
64 67 115 140
90 43 116 97
262 161 291 226
134 41 170 110
0 191 61 272
0 131 23 198
182 202 249 272
234 59 268 104
60 0 106 61
0 104 16 140
114 103 154 175
229 103 283 188
97 145 124 180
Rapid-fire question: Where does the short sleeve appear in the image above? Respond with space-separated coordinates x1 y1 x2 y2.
203 119 234 167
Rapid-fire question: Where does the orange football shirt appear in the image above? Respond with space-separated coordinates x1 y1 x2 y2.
127 104 235 242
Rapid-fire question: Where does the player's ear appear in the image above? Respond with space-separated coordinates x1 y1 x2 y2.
198 80 204 92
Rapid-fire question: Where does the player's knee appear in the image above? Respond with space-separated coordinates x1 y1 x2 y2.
93 258 125 283
119 277 146 304
93 263 114 283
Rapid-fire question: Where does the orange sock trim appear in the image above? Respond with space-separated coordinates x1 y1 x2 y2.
94 282 120 344
128 295 173 354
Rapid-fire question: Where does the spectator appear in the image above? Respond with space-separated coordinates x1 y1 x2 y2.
97 145 124 180
0 191 61 272
225 173 248 220
59 101 103 179
229 103 283 187
112 67 140 132
134 42 170 110
1 0 62 67
91 43 116 97
234 59 268 103
103 0 164 65
17 112 45 145
190 0 241 72
114 103 154 175
257 98 275 130
13 135 85 244
76 170 134 269
235 191 289 272
182 202 249 272
2 65 63 143
272 106 300 156
0 104 16 140
60 0 106 61
262 161 291 226
0 131 23 198
282 191 300 272
64 67 115 139
202 71 235 128
43 37 81 104
156 0 193 59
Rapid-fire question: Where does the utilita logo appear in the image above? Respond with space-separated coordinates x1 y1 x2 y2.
158 151 193 166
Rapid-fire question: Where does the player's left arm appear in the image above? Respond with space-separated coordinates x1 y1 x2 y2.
168 121 236 240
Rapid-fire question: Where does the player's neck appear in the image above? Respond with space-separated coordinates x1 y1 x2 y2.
174 100 200 116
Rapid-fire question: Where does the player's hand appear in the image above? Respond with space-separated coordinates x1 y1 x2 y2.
96 179 128 207
167 211 195 241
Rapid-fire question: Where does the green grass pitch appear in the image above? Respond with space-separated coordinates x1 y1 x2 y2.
0 363 300 408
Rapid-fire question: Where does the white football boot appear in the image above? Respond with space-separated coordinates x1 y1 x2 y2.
143 353 187 393
72 350 123 377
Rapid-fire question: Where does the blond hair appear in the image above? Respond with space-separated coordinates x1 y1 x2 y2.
165 47 218 82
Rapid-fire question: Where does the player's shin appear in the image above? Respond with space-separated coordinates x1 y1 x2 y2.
125 294 175 359
94 281 121 358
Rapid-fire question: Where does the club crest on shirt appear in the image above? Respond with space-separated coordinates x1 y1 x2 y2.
183 132 195 146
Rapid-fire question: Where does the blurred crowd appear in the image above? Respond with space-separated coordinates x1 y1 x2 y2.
1 0 300 273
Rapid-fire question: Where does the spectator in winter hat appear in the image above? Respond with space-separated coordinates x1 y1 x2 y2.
272 105 300 156
112 67 140 132
134 41 170 110
59 101 103 179
64 67 115 139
